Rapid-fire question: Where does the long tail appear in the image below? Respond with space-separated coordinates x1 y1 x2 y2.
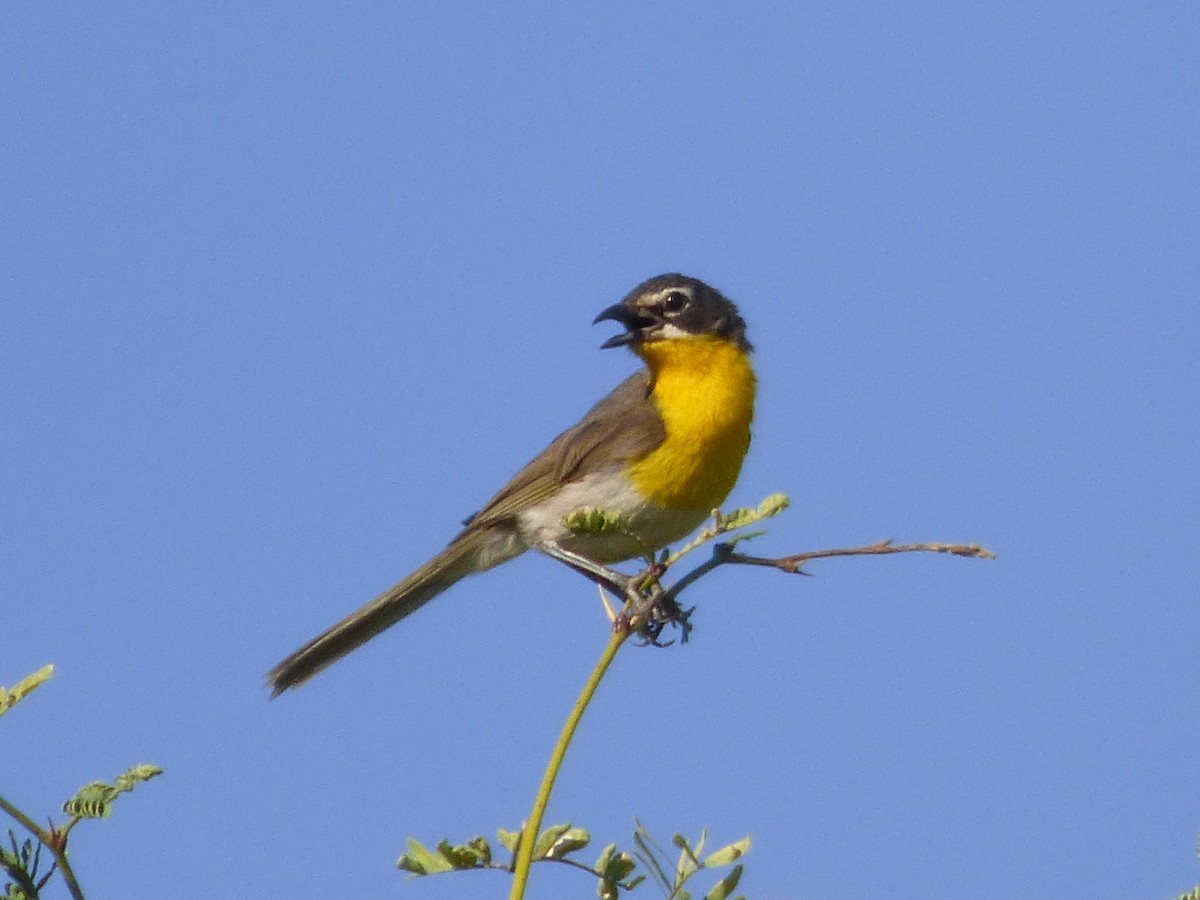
268 528 513 695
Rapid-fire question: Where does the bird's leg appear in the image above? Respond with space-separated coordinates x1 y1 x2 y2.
540 542 685 643
540 542 665 614
539 541 633 597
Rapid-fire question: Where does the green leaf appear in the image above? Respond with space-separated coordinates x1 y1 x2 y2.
63 782 119 819
675 831 702 883
665 491 792 565
496 827 521 853
436 838 488 869
596 843 639 900
468 835 492 866
595 842 636 874
719 493 790 531
595 842 616 872
564 508 625 534
703 864 743 900
63 763 163 819
533 823 571 859
702 836 750 868
756 492 790 518
397 838 454 875
544 826 590 860
0 665 54 717
717 508 754 530
632 823 672 892
1 833 40 898
113 763 164 793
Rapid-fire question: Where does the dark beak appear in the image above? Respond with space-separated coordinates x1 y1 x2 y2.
593 303 658 349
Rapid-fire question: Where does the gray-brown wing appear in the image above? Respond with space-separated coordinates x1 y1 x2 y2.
460 370 664 531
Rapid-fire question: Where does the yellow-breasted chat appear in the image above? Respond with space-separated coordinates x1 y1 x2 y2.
268 273 755 694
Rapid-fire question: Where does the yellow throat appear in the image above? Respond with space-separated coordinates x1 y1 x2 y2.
627 334 756 511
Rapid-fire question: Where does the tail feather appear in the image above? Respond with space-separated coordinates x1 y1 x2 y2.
268 529 508 695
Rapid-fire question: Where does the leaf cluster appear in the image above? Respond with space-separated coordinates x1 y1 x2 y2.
2 833 47 900
398 821 747 899
1 667 162 900
663 493 790 567
0 667 54 719
62 765 163 820
631 821 748 900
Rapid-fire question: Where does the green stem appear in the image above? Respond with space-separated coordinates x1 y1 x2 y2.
0 793 86 900
509 626 629 900
0 793 44 843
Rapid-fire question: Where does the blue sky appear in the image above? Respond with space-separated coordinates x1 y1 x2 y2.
2 3 1198 898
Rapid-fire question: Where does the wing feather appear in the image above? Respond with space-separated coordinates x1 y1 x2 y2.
460 371 664 531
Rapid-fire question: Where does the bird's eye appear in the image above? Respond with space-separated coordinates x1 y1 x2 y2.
662 291 689 315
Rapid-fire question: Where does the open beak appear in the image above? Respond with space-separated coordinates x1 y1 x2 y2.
593 303 660 349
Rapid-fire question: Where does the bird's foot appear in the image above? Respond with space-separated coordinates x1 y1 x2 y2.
614 562 693 645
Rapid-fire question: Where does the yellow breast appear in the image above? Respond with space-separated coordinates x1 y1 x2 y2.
626 335 756 511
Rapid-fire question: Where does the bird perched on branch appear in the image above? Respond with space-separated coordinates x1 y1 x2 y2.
268 273 755 695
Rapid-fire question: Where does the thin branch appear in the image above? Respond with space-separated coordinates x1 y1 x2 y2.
0 794 86 900
540 856 607 878
661 539 994 606
0 794 47 847
509 627 630 900
728 539 997 573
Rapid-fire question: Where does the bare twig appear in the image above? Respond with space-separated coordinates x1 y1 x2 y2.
659 539 994 607
728 539 996 573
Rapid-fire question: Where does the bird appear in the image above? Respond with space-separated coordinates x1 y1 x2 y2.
268 273 756 695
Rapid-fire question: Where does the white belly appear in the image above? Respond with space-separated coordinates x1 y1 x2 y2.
517 469 709 564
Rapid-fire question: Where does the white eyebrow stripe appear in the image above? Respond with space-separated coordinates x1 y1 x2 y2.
646 286 693 303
